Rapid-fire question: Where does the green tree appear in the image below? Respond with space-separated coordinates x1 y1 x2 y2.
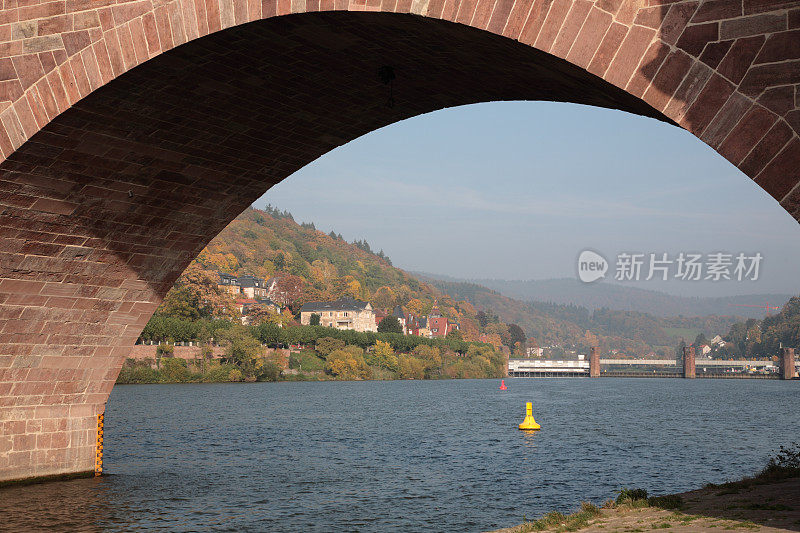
161 357 191 382
676 339 687 364
377 316 403 334
199 344 214 374
476 310 489 328
310 313 321 326
255 361 281 381
316 337 345 358
274 253 286 271
503 323 526 349
219 325 263 375
446 329 463 341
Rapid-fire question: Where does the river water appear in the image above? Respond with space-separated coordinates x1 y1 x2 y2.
1 378 798 532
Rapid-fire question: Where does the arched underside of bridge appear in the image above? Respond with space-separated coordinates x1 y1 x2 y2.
0 1 798 482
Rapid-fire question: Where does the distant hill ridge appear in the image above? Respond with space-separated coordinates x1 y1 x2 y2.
413 273 791 320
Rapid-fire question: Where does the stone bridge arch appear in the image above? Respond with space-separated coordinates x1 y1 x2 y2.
0 0 798 483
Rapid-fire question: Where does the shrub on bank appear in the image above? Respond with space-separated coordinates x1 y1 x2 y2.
325 348 371 380
202 364 241 383
117 363 159 384
160 357 194 383
761 442 800 479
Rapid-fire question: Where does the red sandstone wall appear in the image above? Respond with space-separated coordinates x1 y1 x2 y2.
781 347 795 379
0 0 794 192
683 346 696 378
127 344 227 362
125 344 291 365
590 346 600 377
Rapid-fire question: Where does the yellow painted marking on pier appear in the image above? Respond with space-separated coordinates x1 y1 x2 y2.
95 412 104 477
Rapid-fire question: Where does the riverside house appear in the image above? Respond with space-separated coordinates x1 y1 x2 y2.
217 272 284 300
299 298 378 332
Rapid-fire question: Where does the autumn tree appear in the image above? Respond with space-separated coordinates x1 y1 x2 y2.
413 344 442 376
366 340 398 371
458 301 476 316
372 286 396 310
159 263 239 320
325 348 371 380
247 305 290 327
459 318 480 342
340 276 363 299
397 355 425 380
271 274 305 311
406 298 425 316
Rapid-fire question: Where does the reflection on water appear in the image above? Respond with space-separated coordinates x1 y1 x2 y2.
0 476 115 532
0 379 798 532
520 430 539 449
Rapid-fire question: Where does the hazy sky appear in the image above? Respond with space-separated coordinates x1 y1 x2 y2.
258 101 800 298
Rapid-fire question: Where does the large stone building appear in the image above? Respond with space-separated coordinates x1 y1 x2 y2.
299 298 378 332
217 272 273 299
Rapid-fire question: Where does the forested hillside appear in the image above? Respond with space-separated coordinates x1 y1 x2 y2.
158 205 744 358
719 297 800 358
424 277 742 356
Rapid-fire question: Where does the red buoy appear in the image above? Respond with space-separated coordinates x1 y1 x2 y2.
499 379 507 390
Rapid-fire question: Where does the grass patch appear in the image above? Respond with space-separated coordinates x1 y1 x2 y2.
727 521 759 529
517 502 602 532
616 488 648 504
613 488 682 510
288 350 326 372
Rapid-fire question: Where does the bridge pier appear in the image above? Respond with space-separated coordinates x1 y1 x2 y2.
781 348 796 380
683 346 696 379
590 347 600 378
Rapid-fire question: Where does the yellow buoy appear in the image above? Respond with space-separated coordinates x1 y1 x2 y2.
518 402 541 430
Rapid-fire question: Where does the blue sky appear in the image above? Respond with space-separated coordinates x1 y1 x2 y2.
258 101 800 298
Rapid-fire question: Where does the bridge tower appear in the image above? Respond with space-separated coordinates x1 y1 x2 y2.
781 348 796 380
590 347 600 378
683 346 696 379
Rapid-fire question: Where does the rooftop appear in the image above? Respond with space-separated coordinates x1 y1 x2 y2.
300 297 371 313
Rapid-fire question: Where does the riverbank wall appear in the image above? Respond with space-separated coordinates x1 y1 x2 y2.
127 345 293 368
